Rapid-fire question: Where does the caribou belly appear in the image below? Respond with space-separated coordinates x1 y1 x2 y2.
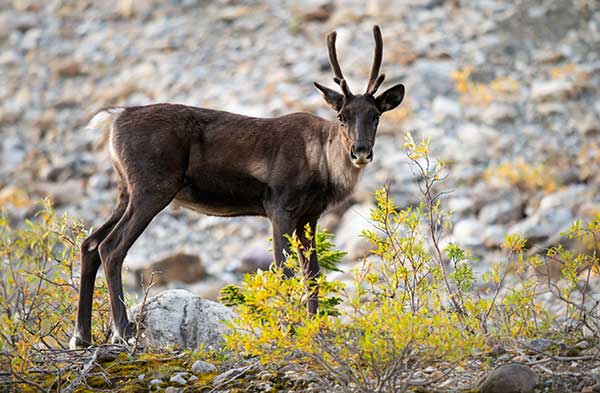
173 172 267 217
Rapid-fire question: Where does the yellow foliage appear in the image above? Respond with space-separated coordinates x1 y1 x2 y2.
0 186 31 209
550 63 577 79
485 158 558 193
0 200 111 385
222 136 599 391
451 66 519 106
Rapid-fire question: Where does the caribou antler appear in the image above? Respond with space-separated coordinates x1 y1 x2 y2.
366 25 385 95
327 31 352 96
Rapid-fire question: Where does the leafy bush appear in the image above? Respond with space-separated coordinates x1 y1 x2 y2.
222 136 486 392
221 134 598 392
0 200 111 388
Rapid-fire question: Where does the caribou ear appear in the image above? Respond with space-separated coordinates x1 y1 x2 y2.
375 84 405 113
314 82 343 112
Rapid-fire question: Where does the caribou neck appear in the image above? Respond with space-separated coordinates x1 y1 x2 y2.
322 121 362 203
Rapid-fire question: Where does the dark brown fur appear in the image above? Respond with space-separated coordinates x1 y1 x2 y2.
71 26 405 348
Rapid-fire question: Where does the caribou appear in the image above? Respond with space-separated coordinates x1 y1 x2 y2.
71 25 405 348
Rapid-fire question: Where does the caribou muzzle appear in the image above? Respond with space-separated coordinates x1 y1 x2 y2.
350 143 373 167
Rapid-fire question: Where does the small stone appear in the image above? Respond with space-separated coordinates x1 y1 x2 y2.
34 179 84 206
0 108 21 125
452 218 485 247
295 1 333 22
532 79 577 102
512 355 529 363
191 360 217 375
447 197 474 217
574 340 589 350
432 95 461 120
235 244 272 274
574 114 600 136
509 207 573 243
149 378 162 385
527 338 553 352
87 173 111 191
52 60 85 77
21 28 41 50
169 372 188 385
479 197 523 225
334 204 375 260
488 344 506 357
0 13 10 39
476 363 538 393
497 353 511 362
483 225 507 248
165 387 183 393
213 367 247 386
480 103 517 124
582 383 600 393
444 123 498 163
430 370 444 381
135 253 205 288
423 366 437 373
138 374 145 380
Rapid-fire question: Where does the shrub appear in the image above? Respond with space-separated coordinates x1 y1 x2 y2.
0 200 111 389
222 136 487 392
222 134 599 392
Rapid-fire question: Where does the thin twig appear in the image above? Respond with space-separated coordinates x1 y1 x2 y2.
207 361 259 393
130 271 156 356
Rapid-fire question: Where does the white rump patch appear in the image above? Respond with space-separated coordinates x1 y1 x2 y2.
86 108 125 132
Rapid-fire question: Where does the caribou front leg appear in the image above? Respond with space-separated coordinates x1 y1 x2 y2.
296 218 320 315
270 210 297 278
270 209 321 315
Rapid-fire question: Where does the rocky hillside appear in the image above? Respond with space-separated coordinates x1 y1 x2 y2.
1 0 599 297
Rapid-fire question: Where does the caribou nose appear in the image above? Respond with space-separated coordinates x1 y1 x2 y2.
350 144 374 165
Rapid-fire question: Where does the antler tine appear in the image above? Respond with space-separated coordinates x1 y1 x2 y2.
369 73 385 96
327 31 352 96
366 25 383 95
339 79 352 97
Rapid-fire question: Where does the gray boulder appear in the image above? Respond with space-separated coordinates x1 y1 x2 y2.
477 363 538 393
130 289 235 350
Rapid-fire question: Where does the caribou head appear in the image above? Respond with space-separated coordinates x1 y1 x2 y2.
314 26 405 168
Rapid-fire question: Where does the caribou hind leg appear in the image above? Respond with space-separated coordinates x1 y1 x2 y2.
70 184 129 349
98 185 180 344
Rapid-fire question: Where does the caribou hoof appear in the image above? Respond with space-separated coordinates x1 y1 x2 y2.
69 335 91 349
110 321 137 346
